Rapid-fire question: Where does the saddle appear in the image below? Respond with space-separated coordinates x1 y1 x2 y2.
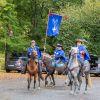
51 61 65 68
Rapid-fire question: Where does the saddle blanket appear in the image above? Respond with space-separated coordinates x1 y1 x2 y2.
52 62 65 68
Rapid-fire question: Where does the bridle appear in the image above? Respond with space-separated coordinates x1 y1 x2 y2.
70 53 78 57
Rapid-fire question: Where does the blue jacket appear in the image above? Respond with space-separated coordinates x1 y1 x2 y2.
53 49 68 64
77 45 90 61
27 46 42 59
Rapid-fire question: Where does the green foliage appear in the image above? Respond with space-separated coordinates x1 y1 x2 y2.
0 52 5 70
57 0 100 55
0 0 100 57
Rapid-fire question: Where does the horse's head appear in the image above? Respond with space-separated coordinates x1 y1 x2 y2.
68 47 79 69
70 47 79 57
42 55 50 64
30 50 38 60
42 53 52 66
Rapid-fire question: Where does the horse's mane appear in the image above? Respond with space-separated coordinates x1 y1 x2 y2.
42 53 52 59
42 53 52 64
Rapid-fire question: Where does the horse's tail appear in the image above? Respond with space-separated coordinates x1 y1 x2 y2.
87 74 92 88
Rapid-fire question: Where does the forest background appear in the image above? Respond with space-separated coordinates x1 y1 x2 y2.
0 0 100 69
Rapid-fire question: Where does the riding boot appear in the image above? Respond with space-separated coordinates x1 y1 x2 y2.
79 59 85 77
81 64 85 77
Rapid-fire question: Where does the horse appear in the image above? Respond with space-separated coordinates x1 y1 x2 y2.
26 50 42 90
67 47 80 95
42 53 68 87
67 47 91 95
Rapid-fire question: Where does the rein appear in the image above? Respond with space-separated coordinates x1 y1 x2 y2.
70 53 78 56
70 67 79 71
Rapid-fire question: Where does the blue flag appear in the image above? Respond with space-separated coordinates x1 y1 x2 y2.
46 13 62 36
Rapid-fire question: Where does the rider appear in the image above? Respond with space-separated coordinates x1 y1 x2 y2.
27 40 42 59
23 40 44 79
76 39 90 76
53 44 68 65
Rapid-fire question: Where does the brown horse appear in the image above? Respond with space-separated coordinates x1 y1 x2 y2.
42 54 68 87
26 50 41 90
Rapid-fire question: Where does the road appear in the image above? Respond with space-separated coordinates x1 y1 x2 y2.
0 72 100 100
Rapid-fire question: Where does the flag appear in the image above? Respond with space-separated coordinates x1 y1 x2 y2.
46 13 62 36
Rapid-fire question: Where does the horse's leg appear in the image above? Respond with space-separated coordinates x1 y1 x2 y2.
49 75 53 84
38 73 41 89
64 68 69 85
45 72 51 87
27 74 32 90
33 74 37 89
73 77 79 95
67 74 72 86
45 71 53 85
84 73 88 94
77 71 82 91
84 61 90 94
68 71 74 93
51 73 55 87
65 70 71 86
73 71 79 95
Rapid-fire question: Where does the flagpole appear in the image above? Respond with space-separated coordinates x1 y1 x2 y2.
44 36 47 52
44 10 51 52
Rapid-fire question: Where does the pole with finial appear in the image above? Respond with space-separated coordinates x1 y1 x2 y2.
44 9 52 52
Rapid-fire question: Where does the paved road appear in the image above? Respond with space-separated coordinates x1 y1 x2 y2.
0 73 100 100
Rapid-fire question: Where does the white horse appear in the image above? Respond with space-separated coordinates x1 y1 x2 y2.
67 47 91 95
67 47 80 95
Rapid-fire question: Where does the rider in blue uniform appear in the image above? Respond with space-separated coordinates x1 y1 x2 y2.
76 39 90 64
53 44 68 67
27 40 42 60
76 39 90 76
23 40 44 80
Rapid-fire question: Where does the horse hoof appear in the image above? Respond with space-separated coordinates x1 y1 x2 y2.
27 87 30 90
65 82 67 85
52 85 55 88
45 84 48 87
65 79 68 85
50 82 53 85
45 81 48 86
70 91 74 95
73 93 77 96
38 87 40 90
76 90 80 94
84 91 88 94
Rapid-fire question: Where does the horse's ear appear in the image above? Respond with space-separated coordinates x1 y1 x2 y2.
77 47 79 52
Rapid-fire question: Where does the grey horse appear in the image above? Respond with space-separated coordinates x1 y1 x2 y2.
67 47 91 95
